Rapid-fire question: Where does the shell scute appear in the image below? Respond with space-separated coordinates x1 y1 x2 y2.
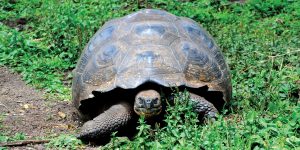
94 26 115 44
135 24 166 36
125 9 177 22
96 45 118 65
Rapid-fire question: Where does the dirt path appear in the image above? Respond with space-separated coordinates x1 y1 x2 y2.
0 67 80 149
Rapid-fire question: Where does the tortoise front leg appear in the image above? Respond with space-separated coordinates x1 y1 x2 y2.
189 92 218 120
77 102 134 140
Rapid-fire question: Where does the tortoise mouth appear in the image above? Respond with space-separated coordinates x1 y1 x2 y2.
134 106 162 118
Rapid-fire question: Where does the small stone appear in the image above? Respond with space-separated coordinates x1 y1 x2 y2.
1 88 9 95
23 104 37 110
23 104 29 109
58 111 66 119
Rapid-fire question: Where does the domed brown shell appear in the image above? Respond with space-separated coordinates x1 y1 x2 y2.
72 9 232 109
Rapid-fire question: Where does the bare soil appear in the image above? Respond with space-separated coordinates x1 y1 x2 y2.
0 67 81 149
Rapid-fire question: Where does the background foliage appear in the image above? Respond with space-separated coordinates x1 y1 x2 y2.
0 0 299 149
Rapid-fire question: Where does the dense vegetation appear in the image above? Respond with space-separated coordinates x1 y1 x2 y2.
1 0 299 149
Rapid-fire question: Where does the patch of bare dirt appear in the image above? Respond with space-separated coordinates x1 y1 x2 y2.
0 67 80 149
1 18 28 31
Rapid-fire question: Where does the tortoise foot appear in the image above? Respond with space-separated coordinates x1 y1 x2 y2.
77 102 133 140
189 92 219 121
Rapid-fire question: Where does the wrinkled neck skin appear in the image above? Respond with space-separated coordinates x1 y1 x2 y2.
134 89 162 118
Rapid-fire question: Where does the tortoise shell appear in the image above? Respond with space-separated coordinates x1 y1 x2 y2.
72 9 232 109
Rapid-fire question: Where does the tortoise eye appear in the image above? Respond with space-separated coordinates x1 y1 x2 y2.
138 97 143 104
153 98 158 104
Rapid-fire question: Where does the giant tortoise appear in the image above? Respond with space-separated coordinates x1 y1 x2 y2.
72 9 232 140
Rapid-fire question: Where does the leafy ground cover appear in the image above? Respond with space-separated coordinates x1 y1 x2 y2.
0 0 299 149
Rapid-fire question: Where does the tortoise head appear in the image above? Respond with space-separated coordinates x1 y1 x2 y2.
134 89 162 118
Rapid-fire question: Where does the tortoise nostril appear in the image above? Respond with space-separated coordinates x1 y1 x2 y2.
145 99 151 103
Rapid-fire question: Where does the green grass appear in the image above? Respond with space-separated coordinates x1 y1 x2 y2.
105 91 300 149
46 134 82 150
0 0 299 149
0 133 26 150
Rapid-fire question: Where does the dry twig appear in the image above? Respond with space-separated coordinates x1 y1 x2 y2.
0 140 50 147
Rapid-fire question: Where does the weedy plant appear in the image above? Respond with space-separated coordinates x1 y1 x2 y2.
0 132 26 150
0 133 26 144
46 134 82 150
0 0 299 149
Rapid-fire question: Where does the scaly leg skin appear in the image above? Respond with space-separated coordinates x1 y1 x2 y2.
77 102 134 141
189 92 219 121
